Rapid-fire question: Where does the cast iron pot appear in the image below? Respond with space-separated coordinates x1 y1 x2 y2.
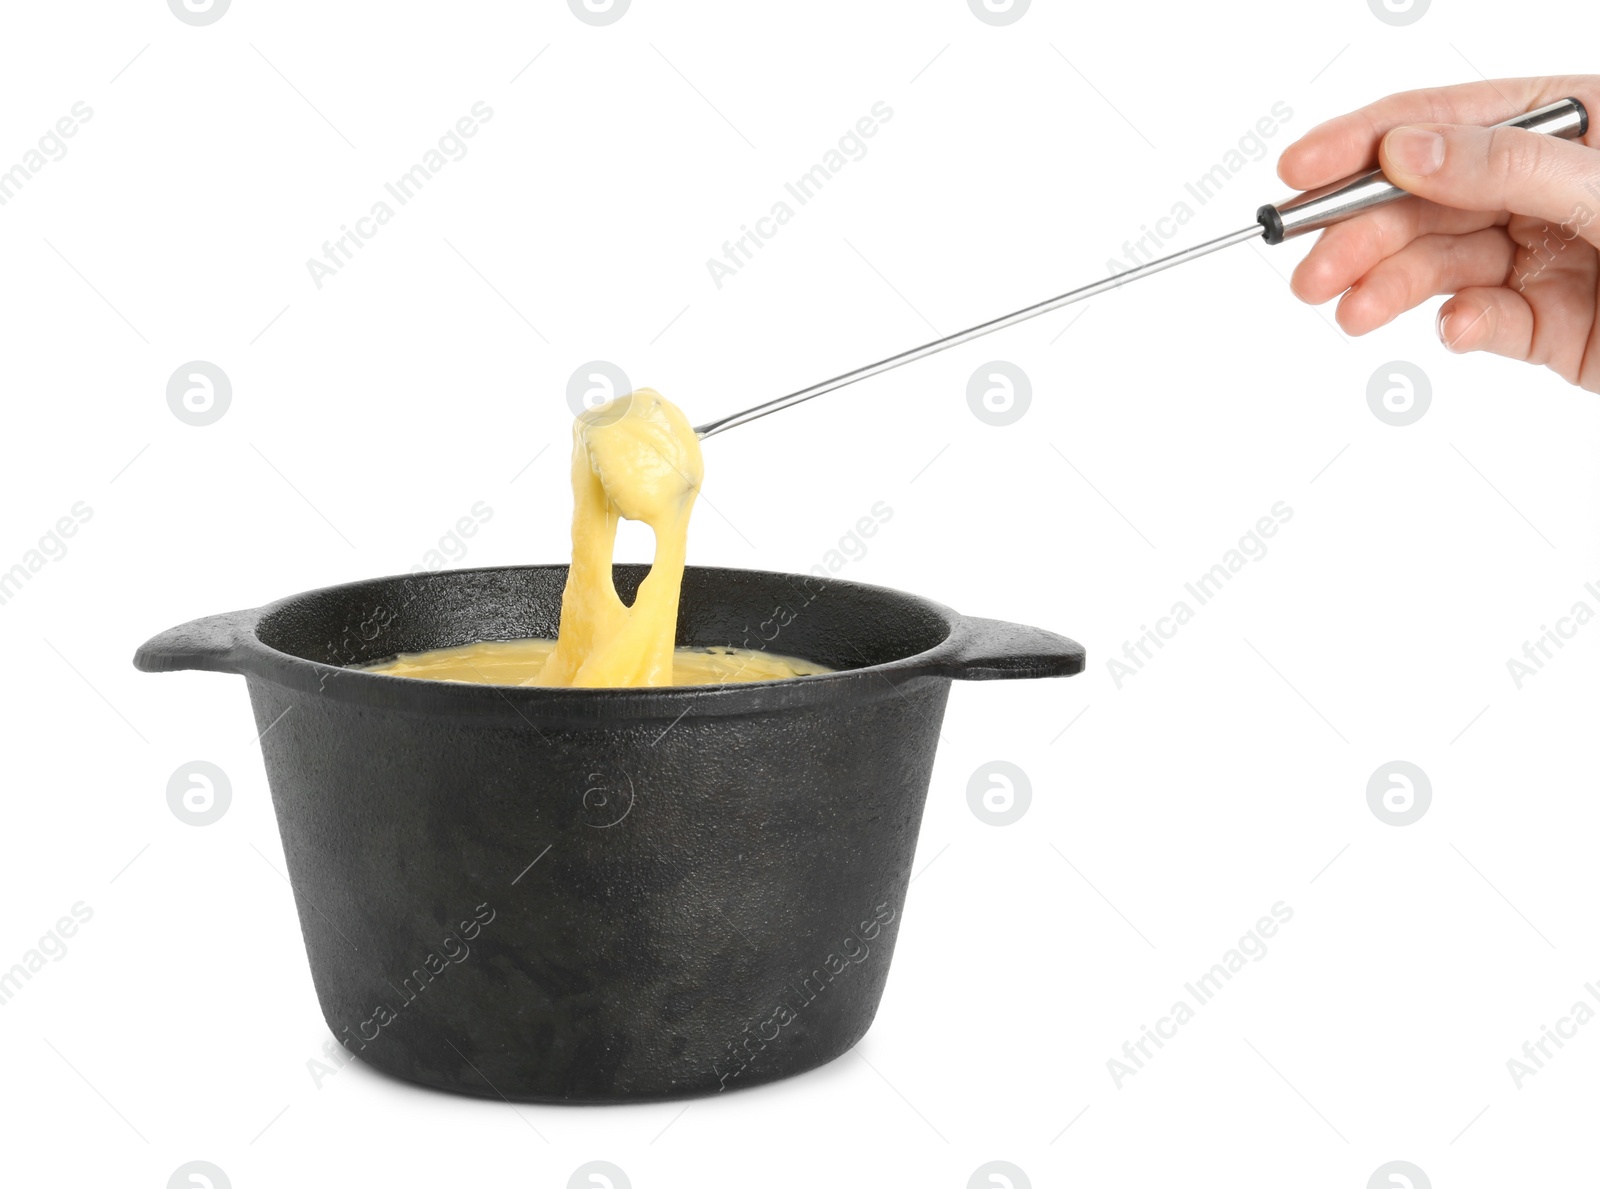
134 564 1084 1103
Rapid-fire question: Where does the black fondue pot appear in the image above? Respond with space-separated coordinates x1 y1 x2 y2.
135 564 1084 1102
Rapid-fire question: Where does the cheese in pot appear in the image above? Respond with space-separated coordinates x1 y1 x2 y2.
364 638 829 686
361 388 831 687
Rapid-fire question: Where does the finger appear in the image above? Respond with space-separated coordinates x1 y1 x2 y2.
1380 122 1600 239
1277 76 1599 190
1290 201 1504 304
1435 286 1535 361
1333 229 1515 335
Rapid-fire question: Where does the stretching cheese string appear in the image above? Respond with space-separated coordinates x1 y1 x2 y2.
529 389 702 688
362 386 831 686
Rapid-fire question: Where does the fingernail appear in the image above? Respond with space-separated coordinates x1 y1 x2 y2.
1388 126 1445 176
1437 308 1461 352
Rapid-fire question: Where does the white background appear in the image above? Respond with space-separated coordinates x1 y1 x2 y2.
2 1 1597 1185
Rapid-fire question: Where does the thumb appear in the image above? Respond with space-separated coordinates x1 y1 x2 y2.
1379 122 1600 240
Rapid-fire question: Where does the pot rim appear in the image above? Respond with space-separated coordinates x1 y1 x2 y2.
135 564 1085 723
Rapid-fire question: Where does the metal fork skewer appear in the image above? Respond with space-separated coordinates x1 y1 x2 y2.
693 223 1264 439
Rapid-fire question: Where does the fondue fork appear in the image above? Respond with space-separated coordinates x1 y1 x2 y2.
693 97 1588 439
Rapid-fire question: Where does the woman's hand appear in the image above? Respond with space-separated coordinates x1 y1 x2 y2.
1277 77 1600 391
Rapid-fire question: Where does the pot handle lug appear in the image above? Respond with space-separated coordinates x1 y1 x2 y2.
133 608 258 675
936 616 1086 681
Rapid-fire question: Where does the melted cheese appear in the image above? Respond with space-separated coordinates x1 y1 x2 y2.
362 387 829 688
365 638 830 686
531 387 703 687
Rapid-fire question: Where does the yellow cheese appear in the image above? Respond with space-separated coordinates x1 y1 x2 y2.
530 388 702 686
362 387 830 688
365 638 829 686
